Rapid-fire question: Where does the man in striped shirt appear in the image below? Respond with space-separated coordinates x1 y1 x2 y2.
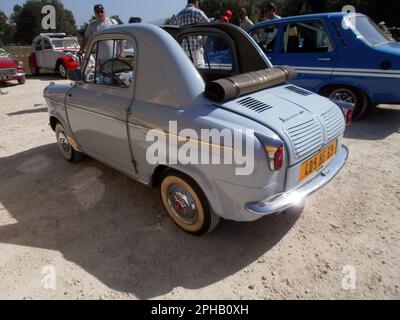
170 0 210 67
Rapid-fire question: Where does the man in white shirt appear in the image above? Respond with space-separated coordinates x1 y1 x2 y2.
80 4 119 52
238 8 254 32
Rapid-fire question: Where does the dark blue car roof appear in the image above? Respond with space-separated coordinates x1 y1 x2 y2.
251 12 364 28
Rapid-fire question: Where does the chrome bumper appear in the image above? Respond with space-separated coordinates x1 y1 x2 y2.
245 146 349 215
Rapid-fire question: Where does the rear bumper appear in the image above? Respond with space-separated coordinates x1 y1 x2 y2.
245 145 348 215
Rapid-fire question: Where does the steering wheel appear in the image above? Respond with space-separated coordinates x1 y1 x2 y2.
100 58 133 85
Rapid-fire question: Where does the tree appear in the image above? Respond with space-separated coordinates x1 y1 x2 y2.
110 15 123 24
201 0 400 26
0 11 15 45
12 0 78 44
128 17 142 24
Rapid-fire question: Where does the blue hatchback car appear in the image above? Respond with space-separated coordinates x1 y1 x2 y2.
249 12 400 118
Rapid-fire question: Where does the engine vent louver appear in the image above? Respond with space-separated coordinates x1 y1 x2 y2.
237 97 273 113
321 108 345 142
285 85 313 96
285 119 324 158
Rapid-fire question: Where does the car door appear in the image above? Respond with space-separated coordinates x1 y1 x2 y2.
35 39 45 68
249 24 282 64
65 34 136 176
42 38 57 70
275 19 337 89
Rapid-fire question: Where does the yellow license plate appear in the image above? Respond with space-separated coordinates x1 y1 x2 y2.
299 140 337 181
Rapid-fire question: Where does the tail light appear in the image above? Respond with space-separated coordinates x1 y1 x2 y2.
344 108 353 126
265 144 284 171
255 133 285 171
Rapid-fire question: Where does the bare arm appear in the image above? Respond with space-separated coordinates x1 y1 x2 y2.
80 36 89 52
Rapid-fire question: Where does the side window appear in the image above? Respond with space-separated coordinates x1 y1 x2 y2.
250 26 279 53
83 38 135 88
179 34 233 71
43 39 53 50
35 40 43 51
283 21 333 53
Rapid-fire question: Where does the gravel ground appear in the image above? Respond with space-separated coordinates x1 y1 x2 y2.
0 77 399 300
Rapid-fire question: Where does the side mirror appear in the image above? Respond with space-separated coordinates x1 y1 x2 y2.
68 69 83 82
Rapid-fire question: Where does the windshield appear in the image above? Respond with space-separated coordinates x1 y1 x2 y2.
51 38 79 48
347 15 394 46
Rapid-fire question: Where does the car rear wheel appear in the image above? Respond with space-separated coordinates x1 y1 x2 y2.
55 123 83 163
58 63 67 79
160 170 220 235
30 66 40 76
322 86 369 120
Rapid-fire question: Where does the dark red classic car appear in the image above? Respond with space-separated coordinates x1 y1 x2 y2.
0 48 26 85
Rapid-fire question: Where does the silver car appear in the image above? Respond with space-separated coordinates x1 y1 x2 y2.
44 23 351 235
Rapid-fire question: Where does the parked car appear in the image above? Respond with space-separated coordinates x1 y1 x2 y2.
0 48 26 85
44 23 350 235
29 33 80 78
249 13 400 119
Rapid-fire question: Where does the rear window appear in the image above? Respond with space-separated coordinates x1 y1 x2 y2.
179 33 233 72
51 38 79 49
347 16 394 46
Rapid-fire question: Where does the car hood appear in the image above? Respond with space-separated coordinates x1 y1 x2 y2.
217 84 345 166
0 57 17 68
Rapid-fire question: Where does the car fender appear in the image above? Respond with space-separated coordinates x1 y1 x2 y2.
57 56 79 71
152 163 225 217
316 79 373 102
28 53 37 68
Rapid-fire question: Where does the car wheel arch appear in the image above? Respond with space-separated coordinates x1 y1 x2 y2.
318 83 372 103
150 164 224 217
50 116 61 131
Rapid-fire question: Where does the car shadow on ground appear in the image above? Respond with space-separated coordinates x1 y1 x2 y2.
344 105 400 141
7 107 47 116
26 74 64 81
0 143 301 299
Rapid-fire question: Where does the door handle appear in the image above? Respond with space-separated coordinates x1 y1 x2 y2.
317 57 332 61
68 93 72 97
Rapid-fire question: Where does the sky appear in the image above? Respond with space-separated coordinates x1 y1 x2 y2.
0 0 187 25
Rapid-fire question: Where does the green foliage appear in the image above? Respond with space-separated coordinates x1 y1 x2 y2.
110 15 123 24
11 0 78 45
128 17 142 24
0 11 15 44
201 0 400 26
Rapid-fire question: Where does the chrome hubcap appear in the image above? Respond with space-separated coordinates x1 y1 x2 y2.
58 131 71 156
59 65 66 78
167 184 198 225
329 88 357 105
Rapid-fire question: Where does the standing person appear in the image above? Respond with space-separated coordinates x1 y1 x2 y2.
79 3 124 74
220 9 233 23
171 0 210 67
170 0 209 26
263 3 282 21
378 22 394 40
238 8 254 32
80 4 119 52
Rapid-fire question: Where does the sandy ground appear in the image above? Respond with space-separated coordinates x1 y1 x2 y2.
0 77 399 300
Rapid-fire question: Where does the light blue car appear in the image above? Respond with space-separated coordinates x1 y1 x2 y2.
44 23 349 235
250 12 400 119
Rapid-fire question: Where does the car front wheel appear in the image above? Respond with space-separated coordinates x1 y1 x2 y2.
160 170 220 235
322 86 369 120
18 77 26 85
55 123 83 163
30 66 40 76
